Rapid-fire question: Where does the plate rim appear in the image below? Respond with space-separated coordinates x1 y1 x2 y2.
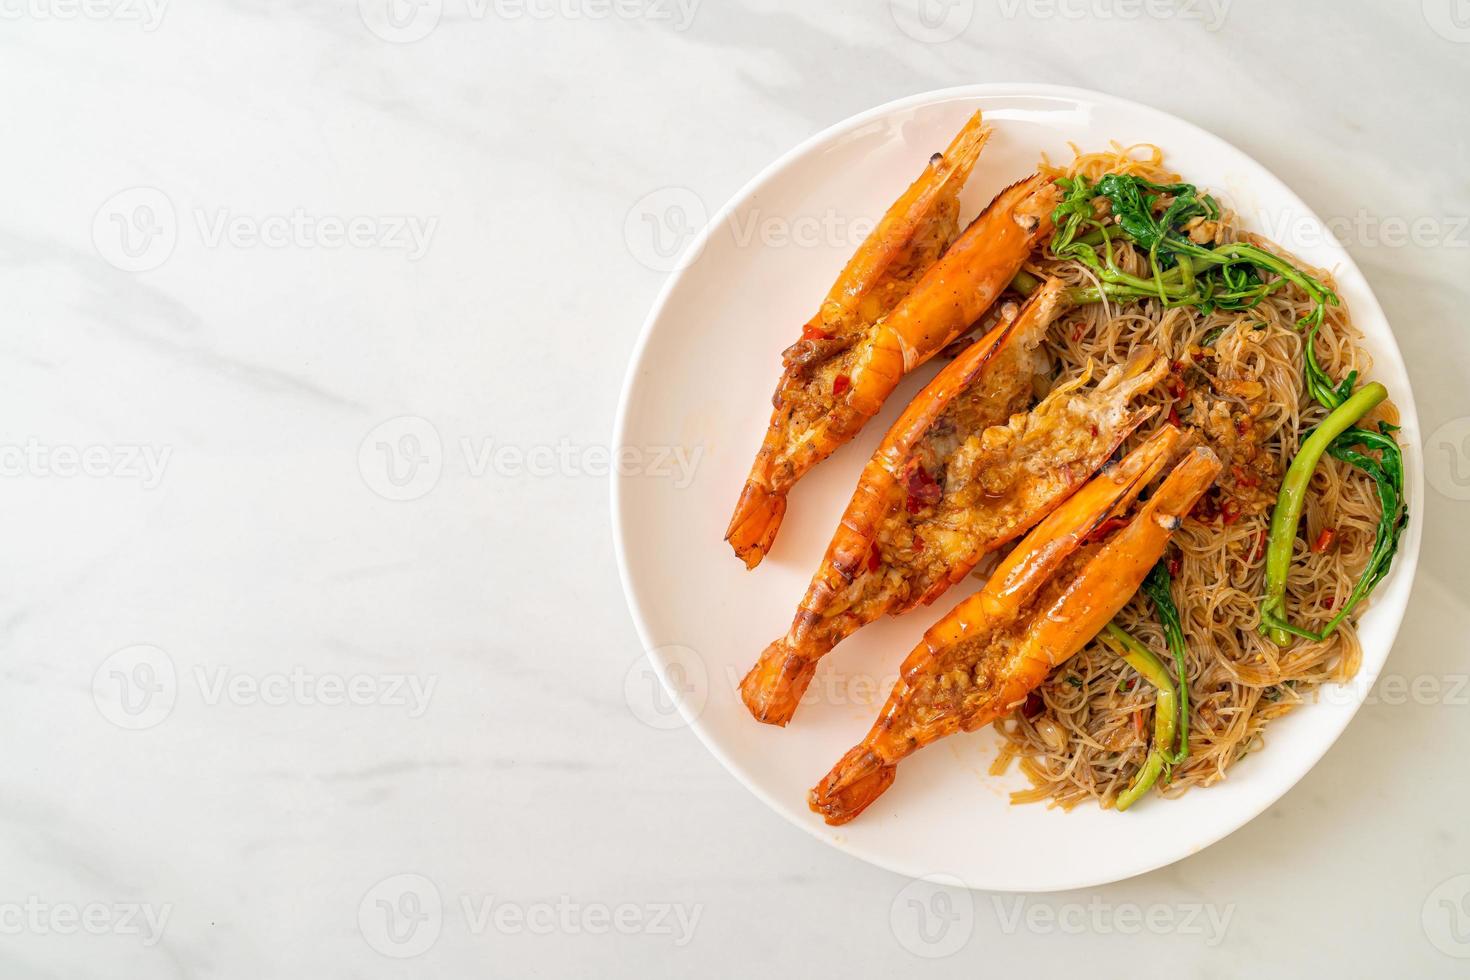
610 82 1424 891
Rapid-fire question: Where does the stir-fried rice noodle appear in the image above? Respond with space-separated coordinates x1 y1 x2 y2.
987 143 1394 808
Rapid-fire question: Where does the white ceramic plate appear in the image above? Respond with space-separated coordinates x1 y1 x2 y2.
612 85 1422 891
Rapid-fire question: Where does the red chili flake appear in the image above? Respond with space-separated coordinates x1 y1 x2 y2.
1088 516 1129 542
1122 677 1137 692
1022 690 1044 719
1324 596 1338 611
867 547 881 573
1231 465 1259 490
912 535 925 553
1236 416 1250 436
802 323 831 341
1168 404 1183 428
904 463 943 513
1170 359 1185 375
832 373 851 397
1221 499 1242 525
1089 423 1098 437
1071 321 1086 342
1251 529 1267 562
1170 378 1187 400
1167 555 1182 577
1313 527 1337 553
1133 709 1146 738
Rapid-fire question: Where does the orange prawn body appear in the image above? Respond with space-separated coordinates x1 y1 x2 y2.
808 441 1222 826
725 114 1059 569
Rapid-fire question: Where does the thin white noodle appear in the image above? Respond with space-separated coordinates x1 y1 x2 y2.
999 146 1388 810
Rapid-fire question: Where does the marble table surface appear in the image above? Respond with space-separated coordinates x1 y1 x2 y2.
3 0 1468 975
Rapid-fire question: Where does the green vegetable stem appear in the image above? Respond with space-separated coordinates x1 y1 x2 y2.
1098 623 1178 812
1021 171 1406 646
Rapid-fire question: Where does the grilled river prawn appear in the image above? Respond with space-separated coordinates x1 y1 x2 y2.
724 112 991 568
809 440 1221 825
726 124 1058 568
740 280 1171 726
